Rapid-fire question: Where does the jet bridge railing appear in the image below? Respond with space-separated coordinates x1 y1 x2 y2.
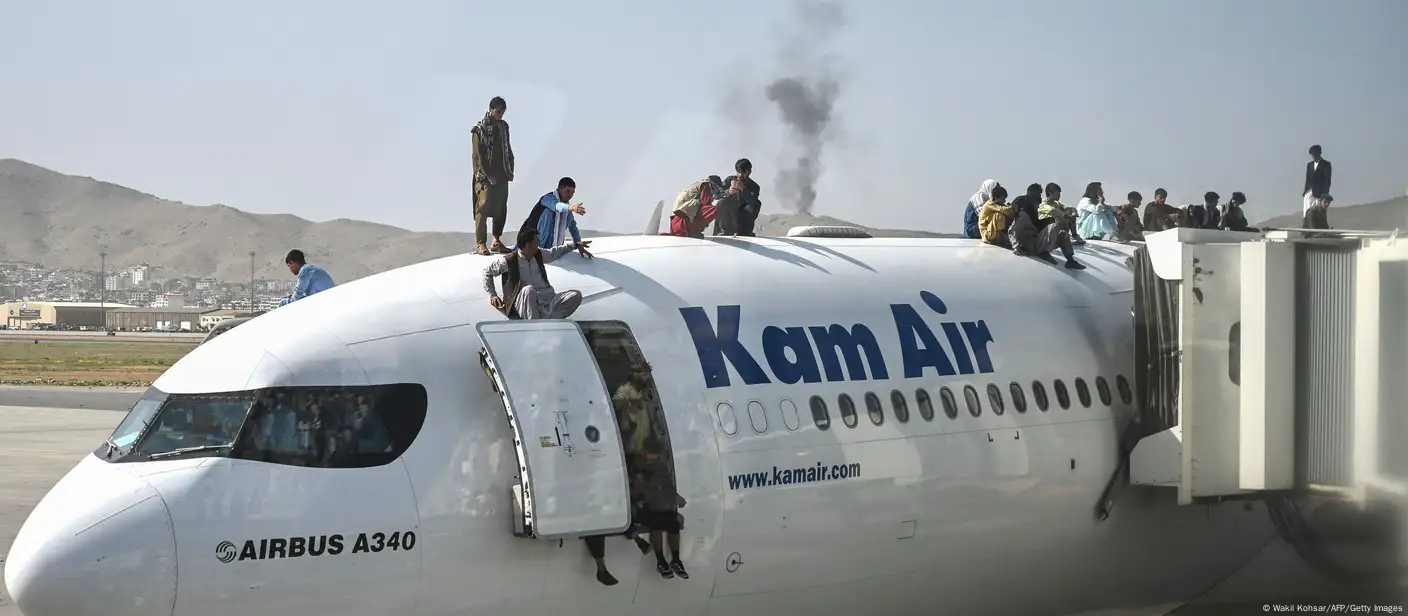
1121 227 1407 507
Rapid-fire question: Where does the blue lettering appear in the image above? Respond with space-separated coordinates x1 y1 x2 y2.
961 320 996 373
680 306 772 388
683 292 994 389
761 326 823 384
807 324 888 381
891 303 957 378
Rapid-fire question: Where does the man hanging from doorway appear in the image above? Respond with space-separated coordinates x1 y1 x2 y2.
482 227 592 320
668 175 726 238
277 249 335 307
472 96 515 256
615 363 688 580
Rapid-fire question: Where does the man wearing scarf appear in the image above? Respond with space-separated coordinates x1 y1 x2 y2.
472 96 516 255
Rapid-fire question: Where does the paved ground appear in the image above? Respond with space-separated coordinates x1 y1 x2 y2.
0 389 1400 615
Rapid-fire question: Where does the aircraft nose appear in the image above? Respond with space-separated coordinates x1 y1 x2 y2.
4 457 177 616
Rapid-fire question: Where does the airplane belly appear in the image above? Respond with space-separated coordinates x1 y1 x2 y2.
154 458 422 616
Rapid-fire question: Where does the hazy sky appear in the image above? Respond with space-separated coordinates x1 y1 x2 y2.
2 0 1405 235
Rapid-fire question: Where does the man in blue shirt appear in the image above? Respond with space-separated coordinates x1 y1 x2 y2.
528 177 589 249
278 249 336 307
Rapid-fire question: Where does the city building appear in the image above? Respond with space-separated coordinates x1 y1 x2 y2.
105 307 218 331
2 301 135 329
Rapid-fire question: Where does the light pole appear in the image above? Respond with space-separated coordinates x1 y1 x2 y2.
99 251 107 331
248 251 256 313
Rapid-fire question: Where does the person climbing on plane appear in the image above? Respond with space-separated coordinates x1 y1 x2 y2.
277 249 336 307
1184 191 1221 230
471 96 515 256
1075 182 1117 240
1037 182 1082 245
978 185 1015 249
1141 188 1182 232
668 175 726 238
614 364 688 580
1011 183 1085 269
483 227 591 320
518 177 588 249
963 179 999 240
715 158 763 237
1115 191 1146 241
1218 191 1256 232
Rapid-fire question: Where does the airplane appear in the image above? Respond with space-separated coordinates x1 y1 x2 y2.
4 228 1299 616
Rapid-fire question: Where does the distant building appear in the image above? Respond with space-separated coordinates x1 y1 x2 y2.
105 307 217 331
151 293 186 309
2 301 135 329
198 309 248 329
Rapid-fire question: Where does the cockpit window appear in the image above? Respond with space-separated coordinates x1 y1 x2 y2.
98 383 427 468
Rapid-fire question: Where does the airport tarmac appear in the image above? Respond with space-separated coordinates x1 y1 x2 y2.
0 388 1400 615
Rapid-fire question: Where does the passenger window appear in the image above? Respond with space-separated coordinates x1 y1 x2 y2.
986 384 1005 416
1074 378 1092 408
1031 381 1049 412
1054 379 1071 409
1116 375 1133 405
915 388 935 422
779 398 801 431
231 384 428 469
864 392 884 426
1095 377 1113 407
1009 382 1027 413
963 385 982 417
716 402 738 436
809 396 831 431
746 400 768 434
940 387 959 419
890 390 910 423
838 394 858 428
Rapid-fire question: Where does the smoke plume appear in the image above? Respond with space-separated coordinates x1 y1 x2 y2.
763 0 847 215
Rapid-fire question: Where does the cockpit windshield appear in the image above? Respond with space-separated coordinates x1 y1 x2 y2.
96 383 428 467
98 387 256 462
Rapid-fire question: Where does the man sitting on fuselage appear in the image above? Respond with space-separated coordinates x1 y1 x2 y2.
483 228 592 320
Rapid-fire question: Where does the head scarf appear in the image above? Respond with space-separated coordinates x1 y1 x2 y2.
970 179 999 209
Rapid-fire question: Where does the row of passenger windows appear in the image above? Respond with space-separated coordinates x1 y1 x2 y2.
716 375 1133 436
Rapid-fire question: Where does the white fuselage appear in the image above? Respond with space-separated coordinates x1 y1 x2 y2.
5 235 1279 616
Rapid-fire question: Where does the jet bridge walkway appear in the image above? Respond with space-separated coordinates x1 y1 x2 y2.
1114 226 1408 506
1100 226 1408 582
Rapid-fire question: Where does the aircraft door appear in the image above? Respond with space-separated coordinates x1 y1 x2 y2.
476 320 632 540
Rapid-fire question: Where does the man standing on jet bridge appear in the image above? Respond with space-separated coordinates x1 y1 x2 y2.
483 227 593 320
277 249 335 307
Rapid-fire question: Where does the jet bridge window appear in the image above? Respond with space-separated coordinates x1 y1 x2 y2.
1095 377 1113 407
1031 381 1049 412
1116 375 1133 405
1074 378 1092 408
1053 379 1071 410
233 384 428 469
986 384 1005 416
939 387 959 419
809 395 832 431
864 392 884 426
1009 382 1027 413
914 388 935 421
890 390 910 423
963 385 982 417
838 394 859 428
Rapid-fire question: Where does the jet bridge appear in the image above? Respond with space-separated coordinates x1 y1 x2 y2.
1118 227 1408 508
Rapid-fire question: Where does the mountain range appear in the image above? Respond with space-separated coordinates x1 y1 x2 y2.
1 158 1403 281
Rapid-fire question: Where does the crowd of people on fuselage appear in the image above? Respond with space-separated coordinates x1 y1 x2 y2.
963 145 1338 251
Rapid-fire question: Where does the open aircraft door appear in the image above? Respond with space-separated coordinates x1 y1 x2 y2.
476 320 633 541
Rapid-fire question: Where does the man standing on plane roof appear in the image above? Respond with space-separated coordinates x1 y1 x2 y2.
1303 144 1332 214
278 249 335 307
472 96 515 256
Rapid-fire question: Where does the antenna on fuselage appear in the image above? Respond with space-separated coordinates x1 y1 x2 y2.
643 200 664 235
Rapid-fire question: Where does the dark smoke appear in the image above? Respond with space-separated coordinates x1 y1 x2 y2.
764 0 847 215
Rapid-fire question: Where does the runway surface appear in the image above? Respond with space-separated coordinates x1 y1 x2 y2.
0 387 1400 615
